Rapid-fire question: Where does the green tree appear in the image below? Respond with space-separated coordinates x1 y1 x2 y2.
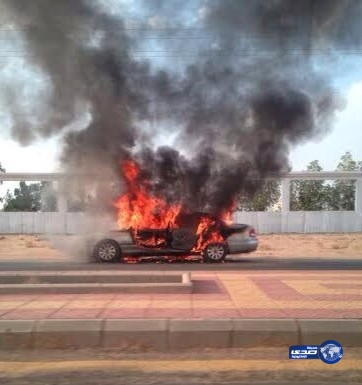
3 181 56 212
238 180 281 211
329 151 362 210
290 160 330 211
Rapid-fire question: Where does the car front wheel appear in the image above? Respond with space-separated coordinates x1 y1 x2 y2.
93 239 122 263
202 243 227 263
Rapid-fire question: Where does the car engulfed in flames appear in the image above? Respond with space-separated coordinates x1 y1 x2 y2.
90 160 258 263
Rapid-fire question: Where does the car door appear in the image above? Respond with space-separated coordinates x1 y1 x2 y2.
171 213 199 250
171 228 198 250
134 228 168 248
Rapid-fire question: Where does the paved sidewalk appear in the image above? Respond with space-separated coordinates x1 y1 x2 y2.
1 270 361 320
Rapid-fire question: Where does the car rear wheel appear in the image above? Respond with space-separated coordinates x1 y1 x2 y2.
93 239 122 263
202 243 227 263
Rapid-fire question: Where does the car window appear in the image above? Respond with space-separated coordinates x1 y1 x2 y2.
175 213 200 228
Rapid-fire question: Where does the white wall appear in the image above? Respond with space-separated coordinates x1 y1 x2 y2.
233 211 362 233
0 211 361 234
0 212 114 235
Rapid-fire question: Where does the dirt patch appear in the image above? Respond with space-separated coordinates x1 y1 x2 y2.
1 348 361 385
0 235 70 260
0 233 361 261
254 233 362 258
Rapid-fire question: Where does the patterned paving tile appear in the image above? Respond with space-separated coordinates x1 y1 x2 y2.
251 276 362 304
1 308 56 319
237 308 288 318
0 301 27 310
310 293 362 301
146 308 193 318
112 294 154 301
251 278 308 301
99 308 148 318
322 283 362 290
0 271 361 320
0 295 39 302
284 279 362 298
71 294 116 301
334 309 362 318
61 300 109 309
233 273 362 279
0 309 14 316
20 301 67 309
192 279 227 294
49 308 102 319
151 300 192 309
35 294 77 301
191 294 231 301
192 308 240 318
221 279 273 306
108 300 153 309
151 294 193 300
275 299 362 310
192 300 235 309
282 308 341 318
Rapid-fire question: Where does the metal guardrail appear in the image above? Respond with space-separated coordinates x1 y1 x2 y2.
0 172 65 181
1 171 362 181
269 171 362 180
1 171 362 214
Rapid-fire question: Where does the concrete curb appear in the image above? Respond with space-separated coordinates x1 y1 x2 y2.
1 318 361 350
0 272 192 294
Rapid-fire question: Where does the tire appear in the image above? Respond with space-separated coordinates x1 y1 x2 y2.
202 243 227 263
93 239 122 263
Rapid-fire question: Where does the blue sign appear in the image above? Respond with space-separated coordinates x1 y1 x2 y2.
318 340 343 364
289 340 343 364
289 345 319 359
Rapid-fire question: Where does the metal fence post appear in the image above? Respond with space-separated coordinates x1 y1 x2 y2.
281 179 290 232
281 179 290 212
355 178 362 214
54 182 68 234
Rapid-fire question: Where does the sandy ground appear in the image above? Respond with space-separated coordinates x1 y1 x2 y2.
0 234 92 261
1 348 361 385
254 233 362 258
0 233 361 260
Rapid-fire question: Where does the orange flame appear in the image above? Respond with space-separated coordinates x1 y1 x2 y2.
115 160 181 230
115 159 235 252
220 198 236 225
192 215 225 251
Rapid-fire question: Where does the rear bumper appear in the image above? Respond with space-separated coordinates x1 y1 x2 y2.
227 238 258 254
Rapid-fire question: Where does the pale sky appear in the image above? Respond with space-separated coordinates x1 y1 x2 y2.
290 81 362 170
1 80 362 173
1 79 362 198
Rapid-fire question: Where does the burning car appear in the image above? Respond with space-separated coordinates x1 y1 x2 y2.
91 211 258 263
89 160 257 263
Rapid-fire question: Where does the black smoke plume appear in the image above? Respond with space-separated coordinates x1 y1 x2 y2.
1 0 359 216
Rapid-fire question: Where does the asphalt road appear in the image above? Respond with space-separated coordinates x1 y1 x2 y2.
1 256 362 271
